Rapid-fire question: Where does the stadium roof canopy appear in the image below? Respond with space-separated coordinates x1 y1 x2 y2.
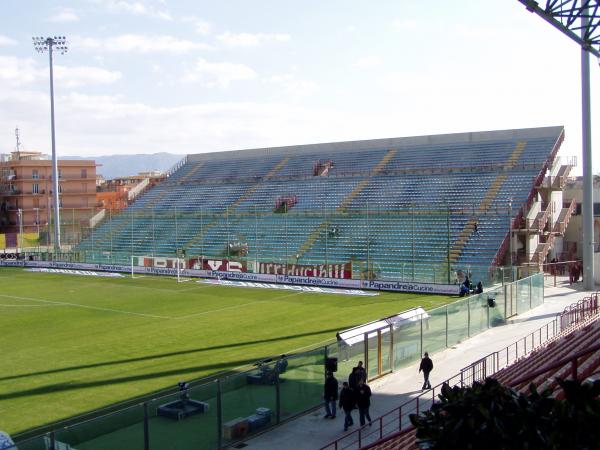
188 126 564 160
519 0 600 58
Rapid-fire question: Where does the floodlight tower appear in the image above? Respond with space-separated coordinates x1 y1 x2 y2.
518 1 599 290
33 36 68 253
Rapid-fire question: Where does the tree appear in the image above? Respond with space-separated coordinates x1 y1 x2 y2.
410 377 600 449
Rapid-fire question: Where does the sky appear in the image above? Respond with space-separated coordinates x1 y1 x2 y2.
0 0 598 173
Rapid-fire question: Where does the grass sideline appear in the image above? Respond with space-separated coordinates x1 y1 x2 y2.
0 267 454 435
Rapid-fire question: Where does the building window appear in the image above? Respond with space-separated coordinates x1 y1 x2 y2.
32 183 39 194
58 184 62 193
81 169 87 179
32 169 39 179
81 183 87 193
58 169 62 179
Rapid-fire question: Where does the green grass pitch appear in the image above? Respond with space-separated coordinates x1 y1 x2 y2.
0 267 453 437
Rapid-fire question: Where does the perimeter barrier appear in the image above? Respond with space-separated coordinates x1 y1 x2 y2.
8 273 545 450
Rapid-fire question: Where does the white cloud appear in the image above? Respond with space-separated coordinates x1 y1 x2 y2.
0 35 17 46
0 56 120 88
182 58 257 87
54 65 121 87
217 32 290 48
352 56 383 69
181 17 213 35
98 0 172 20
392 19 419 31
194 20 213 35
48 8 80 23
0 56 41 87
264 74 318 99
75 34 211 53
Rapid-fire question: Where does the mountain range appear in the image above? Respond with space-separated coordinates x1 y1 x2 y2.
61 153 185 179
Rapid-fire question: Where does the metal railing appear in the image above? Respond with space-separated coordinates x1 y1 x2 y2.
319 290 596 450
508 341 600 387
560 292 599 330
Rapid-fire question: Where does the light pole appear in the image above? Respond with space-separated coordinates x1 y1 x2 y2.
32 36 67 254
34 207 40 253
17 208 23 251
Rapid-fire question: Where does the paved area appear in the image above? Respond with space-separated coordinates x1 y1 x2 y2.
241 278 595 450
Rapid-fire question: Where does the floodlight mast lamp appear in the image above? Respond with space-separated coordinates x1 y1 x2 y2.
33 36 67 253
518 1 598 290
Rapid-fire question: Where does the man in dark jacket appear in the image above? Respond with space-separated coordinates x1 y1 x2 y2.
323 371 338 419
348 367 359 391
356 379 372 426
355 361 367 384
419 352 433 390
339 381 355 431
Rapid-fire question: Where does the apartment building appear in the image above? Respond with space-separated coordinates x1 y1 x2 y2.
0 151 97 239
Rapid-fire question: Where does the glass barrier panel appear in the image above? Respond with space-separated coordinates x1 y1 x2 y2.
54 403 145 450
381 328 392 374
422 308 447 356
220 368 277 446
488 286 506 327
468 293 488 336
531 273 544 308
516 278 530 315
335 339 364 383
392 315 421 370
446 299 469 346
278 350 325 421
148 381 217 450
10 435 46 450
367 331 379 379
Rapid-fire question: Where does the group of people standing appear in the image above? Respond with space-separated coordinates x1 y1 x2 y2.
323 361 373 432
323 354 434 433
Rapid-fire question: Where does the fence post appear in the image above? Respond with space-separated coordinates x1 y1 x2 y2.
363 332 369 377
503 284 508 319
276 372 281 424
529 276 532 309
467 296 471 338
358 428 362 448
420 315 423 356
445 305 449 348
389 323 394 371
143 402 150 450
50 431 56 450
216 379 222 449
399 406 402 431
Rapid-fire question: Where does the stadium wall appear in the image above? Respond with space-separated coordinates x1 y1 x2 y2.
0 259 459 295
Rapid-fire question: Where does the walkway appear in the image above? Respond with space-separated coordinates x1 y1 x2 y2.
242 278 594 450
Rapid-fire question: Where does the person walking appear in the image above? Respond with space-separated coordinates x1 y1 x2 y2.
355 361 367 384
339 381 355 431
348 367 359 392
355 379 372 427
323 371 338 419
419 352 433 390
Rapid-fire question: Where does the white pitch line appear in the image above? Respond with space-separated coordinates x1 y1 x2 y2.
0 294 172 320
175 291 303 320
175 301 270 319
0 303 62 307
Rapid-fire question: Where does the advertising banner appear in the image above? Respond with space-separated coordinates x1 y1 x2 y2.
187 258 247 272
248 261 352 279
361 279 460 295
0 260 459 295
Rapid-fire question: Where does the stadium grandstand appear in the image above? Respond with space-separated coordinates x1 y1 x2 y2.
76 125 566 285
4 126 592 450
